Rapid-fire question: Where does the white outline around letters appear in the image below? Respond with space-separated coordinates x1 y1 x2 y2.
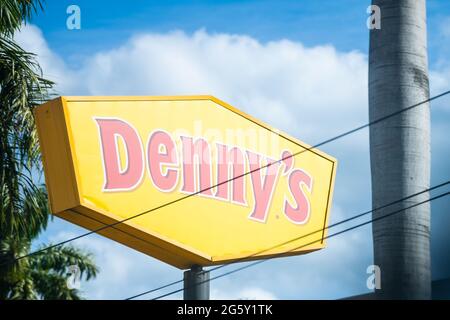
214 142 248 207
94 117 145 193
246 150 281 224
283 169 313 225
146 129 180 193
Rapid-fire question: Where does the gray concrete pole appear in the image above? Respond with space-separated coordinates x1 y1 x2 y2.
183 265 210 300
369 0 431 299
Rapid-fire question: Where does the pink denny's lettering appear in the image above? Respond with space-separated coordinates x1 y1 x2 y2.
94 117 313 225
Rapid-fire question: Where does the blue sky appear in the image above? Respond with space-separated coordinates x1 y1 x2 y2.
32 0 370 51
17 0 450 299
29 0 449 60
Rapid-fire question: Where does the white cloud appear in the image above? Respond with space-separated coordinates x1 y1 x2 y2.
14 25 75 92
16 26 369 144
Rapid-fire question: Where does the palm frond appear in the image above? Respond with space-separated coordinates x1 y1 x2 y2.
0 0 44 37
30 270 82 300
0 34 53 240
29 245 99 281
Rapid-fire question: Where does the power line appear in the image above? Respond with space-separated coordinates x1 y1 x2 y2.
149 191 449 300
3 90 449 268
125 180 449 300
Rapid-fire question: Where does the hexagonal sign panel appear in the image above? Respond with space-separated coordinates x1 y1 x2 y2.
36 96 336 269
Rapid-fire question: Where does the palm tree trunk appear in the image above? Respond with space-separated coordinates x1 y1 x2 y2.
369 0 431 299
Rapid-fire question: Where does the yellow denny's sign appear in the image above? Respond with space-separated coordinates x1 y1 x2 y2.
35 96 336 269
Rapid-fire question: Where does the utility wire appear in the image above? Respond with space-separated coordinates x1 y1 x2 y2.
3 90 449 268
149 191 449 300
125 180 449 300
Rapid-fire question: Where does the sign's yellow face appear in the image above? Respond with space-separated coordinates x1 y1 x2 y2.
35 96 336 269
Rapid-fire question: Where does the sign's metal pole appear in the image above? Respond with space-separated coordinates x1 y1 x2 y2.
183 265 209 300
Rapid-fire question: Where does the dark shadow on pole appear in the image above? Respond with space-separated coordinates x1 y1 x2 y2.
184 265 210 300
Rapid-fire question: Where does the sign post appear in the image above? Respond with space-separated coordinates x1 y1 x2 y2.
184 265 209 300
